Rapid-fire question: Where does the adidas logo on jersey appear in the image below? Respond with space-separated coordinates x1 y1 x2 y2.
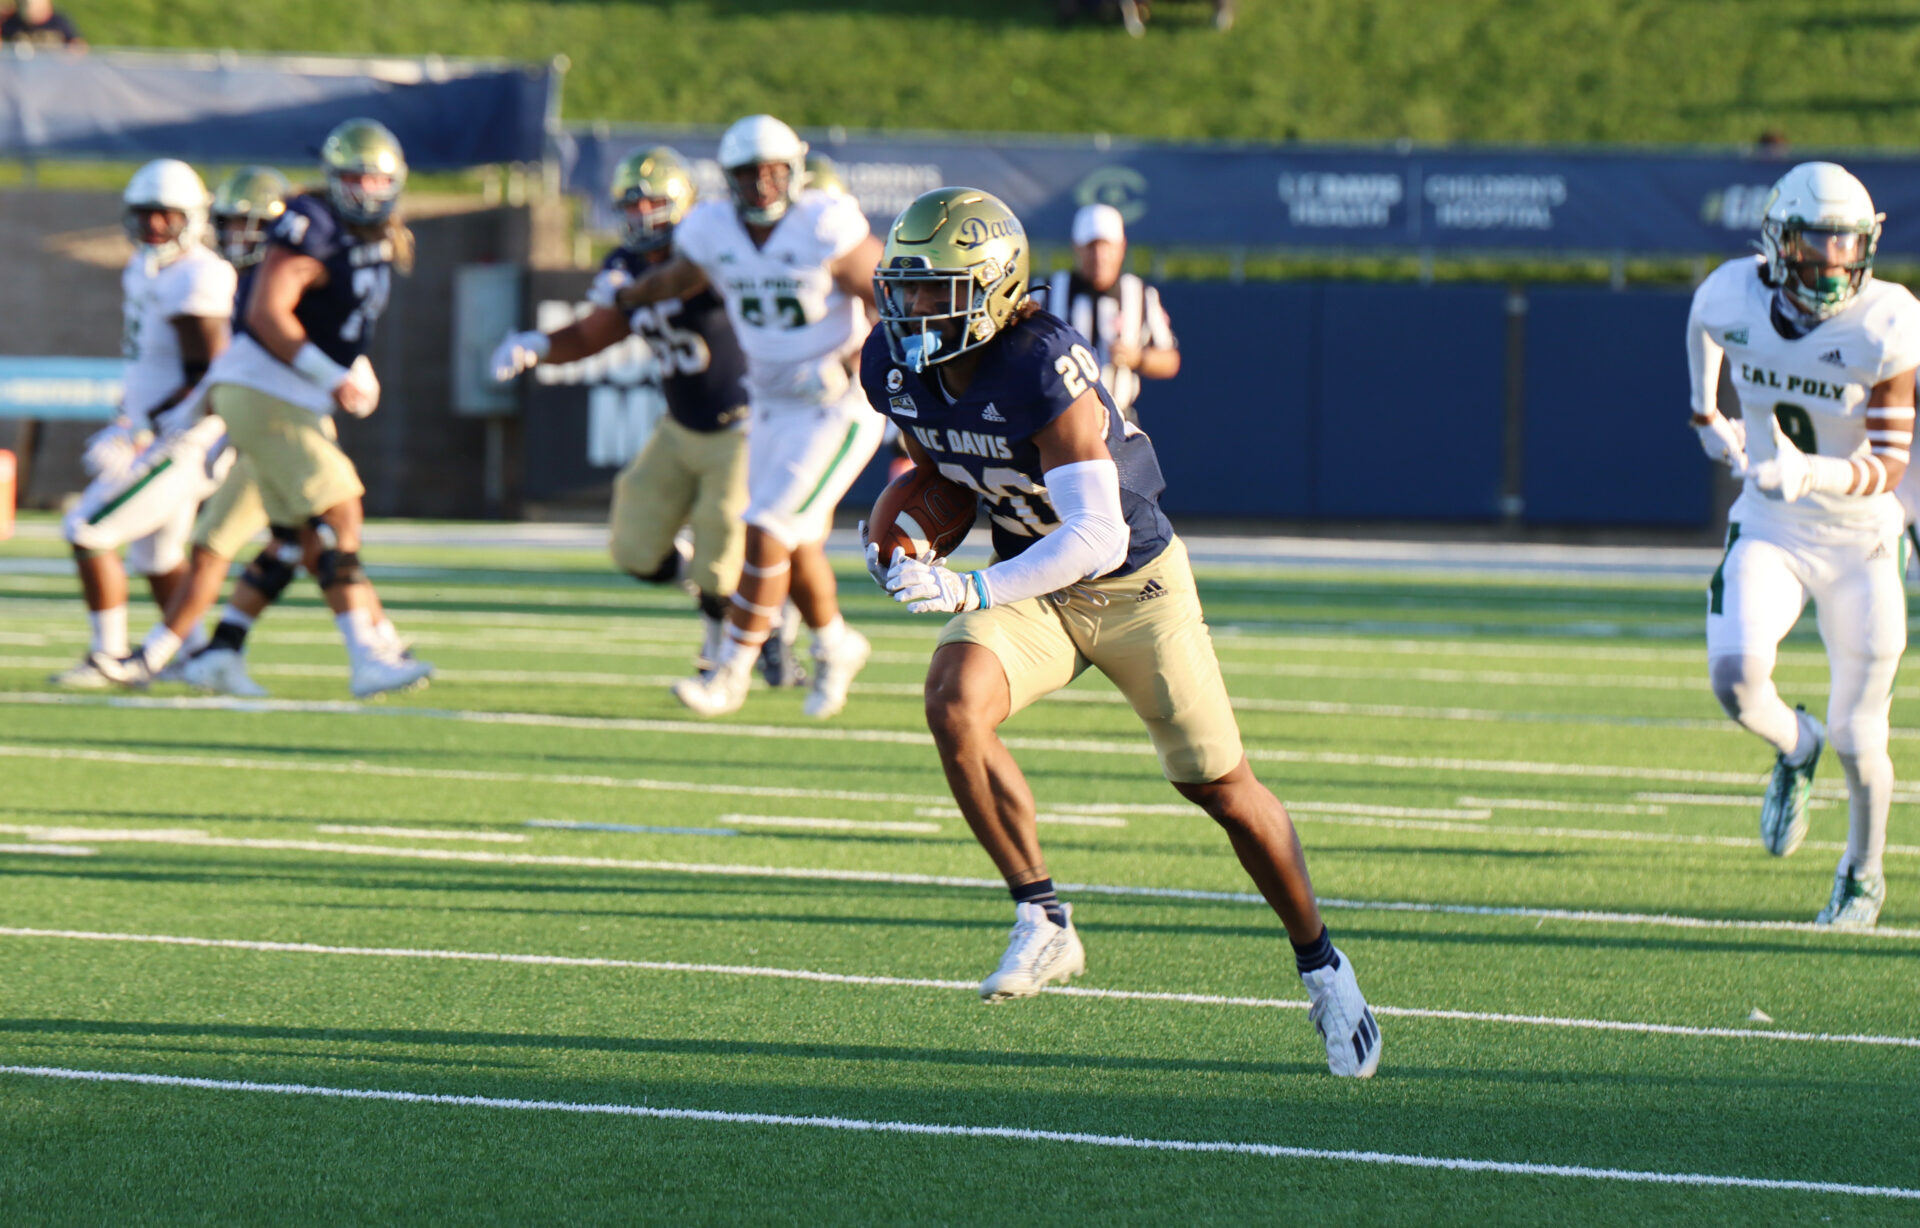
981 402 1006 423
1134 578 1168 603
1819 348 1845 367
1724 328 1749 345
1867 540 1889 561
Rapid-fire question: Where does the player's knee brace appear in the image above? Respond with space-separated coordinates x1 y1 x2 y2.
697 591 728 622
314 549 365 591
630 552 682 586
241 538 301 602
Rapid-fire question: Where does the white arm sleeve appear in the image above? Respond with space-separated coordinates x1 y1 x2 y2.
1687 294 1723 417
974 459 1129 609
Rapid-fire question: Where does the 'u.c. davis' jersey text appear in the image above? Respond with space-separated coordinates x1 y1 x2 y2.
1691 255 1920 539
860 310 1173 577
596 247 749 432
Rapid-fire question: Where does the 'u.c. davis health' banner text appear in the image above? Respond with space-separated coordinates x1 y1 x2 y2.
564 126 1920 256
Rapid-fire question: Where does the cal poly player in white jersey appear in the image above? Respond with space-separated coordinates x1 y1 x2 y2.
1689 161 1920 928
51 160 235 689
614 114 886 719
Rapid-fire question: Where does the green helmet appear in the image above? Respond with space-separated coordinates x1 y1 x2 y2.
804 153 848 197
210 165 291 268
610 146 695 252
320 117 407 225
874 187 1030 372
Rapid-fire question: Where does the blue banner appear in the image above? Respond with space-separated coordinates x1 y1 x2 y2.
565 125 1920 256
0 48 557 169
0 358 120 421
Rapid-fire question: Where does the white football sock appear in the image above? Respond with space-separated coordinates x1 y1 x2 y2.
139 626 182 671
89 605 128 657
180 621 210 655
811 615 847 656
716 622 767 678
1836 748 1892 878
335 609 379 663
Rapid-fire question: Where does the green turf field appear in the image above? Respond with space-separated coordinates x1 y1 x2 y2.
62 1 1920 147
1 516 1916 1223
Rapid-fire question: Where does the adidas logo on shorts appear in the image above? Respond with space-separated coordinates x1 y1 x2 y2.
1819 348 1845 367
1134 578 1168 603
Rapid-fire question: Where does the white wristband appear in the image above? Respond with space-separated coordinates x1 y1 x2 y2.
291 342 350 392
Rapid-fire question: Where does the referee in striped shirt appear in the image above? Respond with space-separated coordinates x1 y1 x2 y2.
1047 203 1180 427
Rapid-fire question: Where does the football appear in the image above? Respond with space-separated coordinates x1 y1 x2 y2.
867 464 978 562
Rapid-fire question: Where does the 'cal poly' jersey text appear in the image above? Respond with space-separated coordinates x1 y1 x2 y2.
861 310 1173 577
1691 256 1920 536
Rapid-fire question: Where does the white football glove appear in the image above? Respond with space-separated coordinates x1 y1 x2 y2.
586 268 631 311
336 356 381 418
490 330 551 382
81 422 140 480
885 549 984 614
1692 412 1749 476
858 524 891 589
1752 442 1813 502
151 397 202 439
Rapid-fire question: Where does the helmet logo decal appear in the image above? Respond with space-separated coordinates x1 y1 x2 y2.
953 215 1022 249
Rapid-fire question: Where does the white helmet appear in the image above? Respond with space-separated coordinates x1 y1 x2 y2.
1759 161 1884 320
122 159 210 268
717 114 807 226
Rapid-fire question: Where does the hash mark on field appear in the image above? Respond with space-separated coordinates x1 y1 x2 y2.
3 1065 1915 1198
314 825 527 843
0 842 92 856
3 928 1919 1053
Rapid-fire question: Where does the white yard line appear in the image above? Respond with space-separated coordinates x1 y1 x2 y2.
313 825 528 843
1459 796 1667 816
0 843 93 856
1 824 1916 940
0 1064 1914 1198
0 928 1916 1054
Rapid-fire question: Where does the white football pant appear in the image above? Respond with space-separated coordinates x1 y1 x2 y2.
742 387 885 549
63 415 232 575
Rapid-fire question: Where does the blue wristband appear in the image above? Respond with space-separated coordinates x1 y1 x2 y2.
970 571 992 609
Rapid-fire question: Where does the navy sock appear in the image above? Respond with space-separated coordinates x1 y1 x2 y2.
1011 877 1068 928
207 620 249 653
1292 925 1338 975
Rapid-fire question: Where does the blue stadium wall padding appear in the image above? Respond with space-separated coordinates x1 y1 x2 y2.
1313 284 1508 520
1521 288 1710 527
1146 283 1319 519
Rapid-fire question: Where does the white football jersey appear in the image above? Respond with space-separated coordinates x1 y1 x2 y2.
673 190 871 406
1690 256 1920 537
120 245 235 430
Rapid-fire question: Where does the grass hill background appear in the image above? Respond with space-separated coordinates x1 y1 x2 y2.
66 1 1920 149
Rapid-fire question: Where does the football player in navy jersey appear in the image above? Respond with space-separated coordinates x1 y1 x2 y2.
199 118 432 698
860 188 1379 1077
492 146 763 678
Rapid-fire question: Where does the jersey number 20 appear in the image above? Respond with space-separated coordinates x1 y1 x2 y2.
1053 345 1102 399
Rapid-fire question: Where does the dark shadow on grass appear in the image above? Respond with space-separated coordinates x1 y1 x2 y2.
0 1018 1321 1078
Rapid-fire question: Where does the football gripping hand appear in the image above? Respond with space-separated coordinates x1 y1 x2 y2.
336 356 381 419
858 525 891 589
1693 413 1749 476
586 269 631 311
490 331 550 382
884 548 983 615
81 423 140 480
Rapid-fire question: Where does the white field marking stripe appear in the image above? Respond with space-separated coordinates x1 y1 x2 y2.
1460 796 1667 816
0 824 209 842
6 927 1920 1054
0 843 93 856
0 700 1783 787
1637 791 1843 810
712 814 942 834
7 824 1920 940
912 809 1127 828
313 825 528 843
2 1066 1918 1199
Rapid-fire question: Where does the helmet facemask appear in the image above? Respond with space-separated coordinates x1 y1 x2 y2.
619 191 680 251
875 252 1022 372
727 159 798 227
1763 218 1880 320
123 206 197 267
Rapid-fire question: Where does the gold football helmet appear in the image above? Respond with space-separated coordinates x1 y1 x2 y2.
210 165 291 268
320 118 407 225
804 153 848 197
610 146 695 251
874 187 1030 371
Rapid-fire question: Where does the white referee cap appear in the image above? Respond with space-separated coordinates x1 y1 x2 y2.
1072 202 1126 246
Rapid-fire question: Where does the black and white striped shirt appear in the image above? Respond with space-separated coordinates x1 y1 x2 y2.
1047 270 1177 425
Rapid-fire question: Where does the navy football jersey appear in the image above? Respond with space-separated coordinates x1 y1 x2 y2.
237 194 392 367
230 263 258 332
602 247 749 432
860 310 1173 576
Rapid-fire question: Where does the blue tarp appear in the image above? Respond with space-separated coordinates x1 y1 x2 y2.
566 124 1920 256
0 48 556 169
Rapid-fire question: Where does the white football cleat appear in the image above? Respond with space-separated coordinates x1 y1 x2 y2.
1816 866 1886 929
181 647 268 698
48 652 116 690
672 663 751 717
803 627 869 719
349 647 434 699
1301 947 1381 1078
979 902 1086 1002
